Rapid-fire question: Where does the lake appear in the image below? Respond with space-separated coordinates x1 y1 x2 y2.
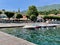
0 27 60 45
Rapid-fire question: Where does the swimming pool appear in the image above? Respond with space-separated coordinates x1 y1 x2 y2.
0 27 60 45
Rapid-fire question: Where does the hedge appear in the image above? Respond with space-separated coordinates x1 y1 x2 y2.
43 16 60 20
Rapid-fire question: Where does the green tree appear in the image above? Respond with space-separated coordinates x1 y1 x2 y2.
26 5 38 21
39 11 50 15
52 9 58 15
2 9 5 11
30 15 37 22
4 12 15 19
16 14 23 19
0 11 2 14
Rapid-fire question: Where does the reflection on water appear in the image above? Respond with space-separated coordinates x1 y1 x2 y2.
0 27 60 45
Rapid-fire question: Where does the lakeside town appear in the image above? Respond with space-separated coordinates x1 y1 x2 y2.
0 0 60 45
0 5 60 23
0 5 60 45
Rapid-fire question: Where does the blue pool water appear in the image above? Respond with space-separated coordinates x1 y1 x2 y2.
0 27 60 45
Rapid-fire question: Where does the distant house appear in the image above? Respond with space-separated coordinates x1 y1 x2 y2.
49 14 55 16
22 15 27 19
18 14 27 20
49 14 60 17
20 15 30 20
57 14 60 16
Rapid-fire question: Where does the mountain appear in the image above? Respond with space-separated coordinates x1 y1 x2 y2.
21 4 60 14
37 4 60 11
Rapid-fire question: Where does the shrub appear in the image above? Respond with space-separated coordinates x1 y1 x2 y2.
43 16 60 20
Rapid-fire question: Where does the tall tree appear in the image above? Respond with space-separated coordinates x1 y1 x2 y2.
26 5 38 21
30 15 37 22
4 12 15 19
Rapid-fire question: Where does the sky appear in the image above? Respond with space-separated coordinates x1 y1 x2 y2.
0 0 60 11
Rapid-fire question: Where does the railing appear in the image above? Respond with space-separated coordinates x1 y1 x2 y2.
0 19 31 23
49 21 60 24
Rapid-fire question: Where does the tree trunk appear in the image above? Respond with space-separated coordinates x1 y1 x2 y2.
8 18 10 20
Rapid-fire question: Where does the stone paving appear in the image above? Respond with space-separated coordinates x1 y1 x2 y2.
0 31 36 45
0 23 25 28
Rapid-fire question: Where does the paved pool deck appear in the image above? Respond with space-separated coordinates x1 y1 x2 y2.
0 31 36 45
0 23 25 28
0 23 60 28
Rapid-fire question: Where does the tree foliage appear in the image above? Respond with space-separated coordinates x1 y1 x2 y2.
30 15 37 22
16 14 23 19
0 11 2 14
39 9 60 15
4 12 15 18
27 5 38 16
2 9 5 11
26 5 38 21
43 15 60 20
